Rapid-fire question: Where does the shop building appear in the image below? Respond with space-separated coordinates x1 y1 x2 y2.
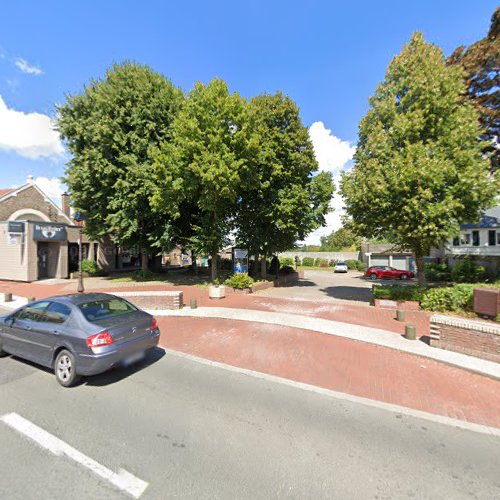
0 176 114 281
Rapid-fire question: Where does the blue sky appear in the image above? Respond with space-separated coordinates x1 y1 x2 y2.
0 0 497 242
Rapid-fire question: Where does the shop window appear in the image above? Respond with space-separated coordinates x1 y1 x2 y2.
472 230 480 247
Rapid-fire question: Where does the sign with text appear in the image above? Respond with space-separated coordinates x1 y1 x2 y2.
8 221 25 233
33 223 67 242
233 248 248 274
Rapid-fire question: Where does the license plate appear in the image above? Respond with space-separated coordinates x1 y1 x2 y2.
122 351 145 367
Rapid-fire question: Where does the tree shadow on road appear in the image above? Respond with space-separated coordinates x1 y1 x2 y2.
319 286 373 303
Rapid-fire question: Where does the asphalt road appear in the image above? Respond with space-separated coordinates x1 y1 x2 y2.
0 349 499 499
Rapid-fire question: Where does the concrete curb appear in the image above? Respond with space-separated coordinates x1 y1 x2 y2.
165 348 500 436
149 306 500 380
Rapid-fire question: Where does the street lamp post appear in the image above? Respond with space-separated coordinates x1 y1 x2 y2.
73 211 87 293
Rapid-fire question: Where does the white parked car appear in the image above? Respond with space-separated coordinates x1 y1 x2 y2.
334 261 349 273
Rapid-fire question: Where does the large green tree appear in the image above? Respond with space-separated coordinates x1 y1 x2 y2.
236 92 334 277
449 7 500 172
340 33 497 284
152 78 251 280
320 226 361 251
57 62 184 270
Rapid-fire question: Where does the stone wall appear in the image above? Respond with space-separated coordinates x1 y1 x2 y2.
114 291 184 310
430 314 500 363
279 251 360 261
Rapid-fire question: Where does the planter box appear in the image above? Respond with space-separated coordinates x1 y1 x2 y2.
230 287 252 294
374 298 420 310
473 288 500 318
251 281 274 293
209 285 226 299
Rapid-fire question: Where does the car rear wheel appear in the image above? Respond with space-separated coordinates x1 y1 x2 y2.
55 349 80 388
400 274 408 280
370 273 377 280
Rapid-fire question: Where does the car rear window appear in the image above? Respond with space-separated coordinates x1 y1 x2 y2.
337 262 345 265
78 298 137 321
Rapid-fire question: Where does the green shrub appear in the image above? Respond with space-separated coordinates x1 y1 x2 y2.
373 285 423 302
301 257 315 267
224 272 254 289
329 260 337 267
451 257 487 283
345 259 364 270
132 269 154 281
81 259 101 276
279 257 294 267
419 284 474 313
424 263 451 282
317 258 329 267
357 262 368 272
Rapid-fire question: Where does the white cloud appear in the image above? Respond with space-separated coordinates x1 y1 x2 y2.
0 95 64 159
302 121 355 245
15 57 43 75
302 176 345 245
308 121 355 174
34 176 65 207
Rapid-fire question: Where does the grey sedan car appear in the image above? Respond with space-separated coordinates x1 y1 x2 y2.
0 293 160 387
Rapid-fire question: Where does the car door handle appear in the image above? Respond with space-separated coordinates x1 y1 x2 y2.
52 330 61 335
25 326 32 331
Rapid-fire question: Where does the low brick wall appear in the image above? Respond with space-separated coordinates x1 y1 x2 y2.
114 291 183 310
374 299 420 311
430 314 500 363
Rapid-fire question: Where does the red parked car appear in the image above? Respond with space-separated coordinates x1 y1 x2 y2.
365 266 414 280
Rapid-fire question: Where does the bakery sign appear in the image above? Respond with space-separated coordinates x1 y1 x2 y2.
33 223 67 241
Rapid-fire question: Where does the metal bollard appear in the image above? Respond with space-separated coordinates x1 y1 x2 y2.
190 298 198 309
396 309 405 322
404 324 417 340
4 292 12 302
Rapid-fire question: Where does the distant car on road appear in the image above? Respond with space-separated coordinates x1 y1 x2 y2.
365 266 414 280
0 293 160 387
334 261 349 273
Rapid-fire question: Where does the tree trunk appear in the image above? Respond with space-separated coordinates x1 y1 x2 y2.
211 252 218 282
141 249 149 272
253 254 259 277
192 251 198 275
415 253 425 286
260 254 267 279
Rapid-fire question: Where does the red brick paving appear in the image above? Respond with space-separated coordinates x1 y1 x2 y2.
0 280 430 337
158 316 500 429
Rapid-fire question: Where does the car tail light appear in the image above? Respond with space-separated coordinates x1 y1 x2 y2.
87 331 113 349
151 317 158 330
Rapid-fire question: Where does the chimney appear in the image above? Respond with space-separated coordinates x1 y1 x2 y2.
27 174 34 184
61 192 71 217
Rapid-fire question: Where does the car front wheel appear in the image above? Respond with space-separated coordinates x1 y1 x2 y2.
370 273 378 280
55 349 80 388
400 274 408 280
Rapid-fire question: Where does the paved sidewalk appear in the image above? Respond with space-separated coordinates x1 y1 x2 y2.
153 306 500 380
158 316 500 429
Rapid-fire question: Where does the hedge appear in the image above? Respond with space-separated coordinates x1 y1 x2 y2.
301 257 315 267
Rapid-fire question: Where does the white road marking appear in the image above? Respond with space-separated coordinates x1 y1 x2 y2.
0 413 148 498
165 348 500 438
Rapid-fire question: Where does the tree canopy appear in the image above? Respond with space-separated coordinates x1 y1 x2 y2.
320 226 361 251
340 32 498 284
152 79 252 280
236 92 334 271
449 7 500 172
57 62 184 270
